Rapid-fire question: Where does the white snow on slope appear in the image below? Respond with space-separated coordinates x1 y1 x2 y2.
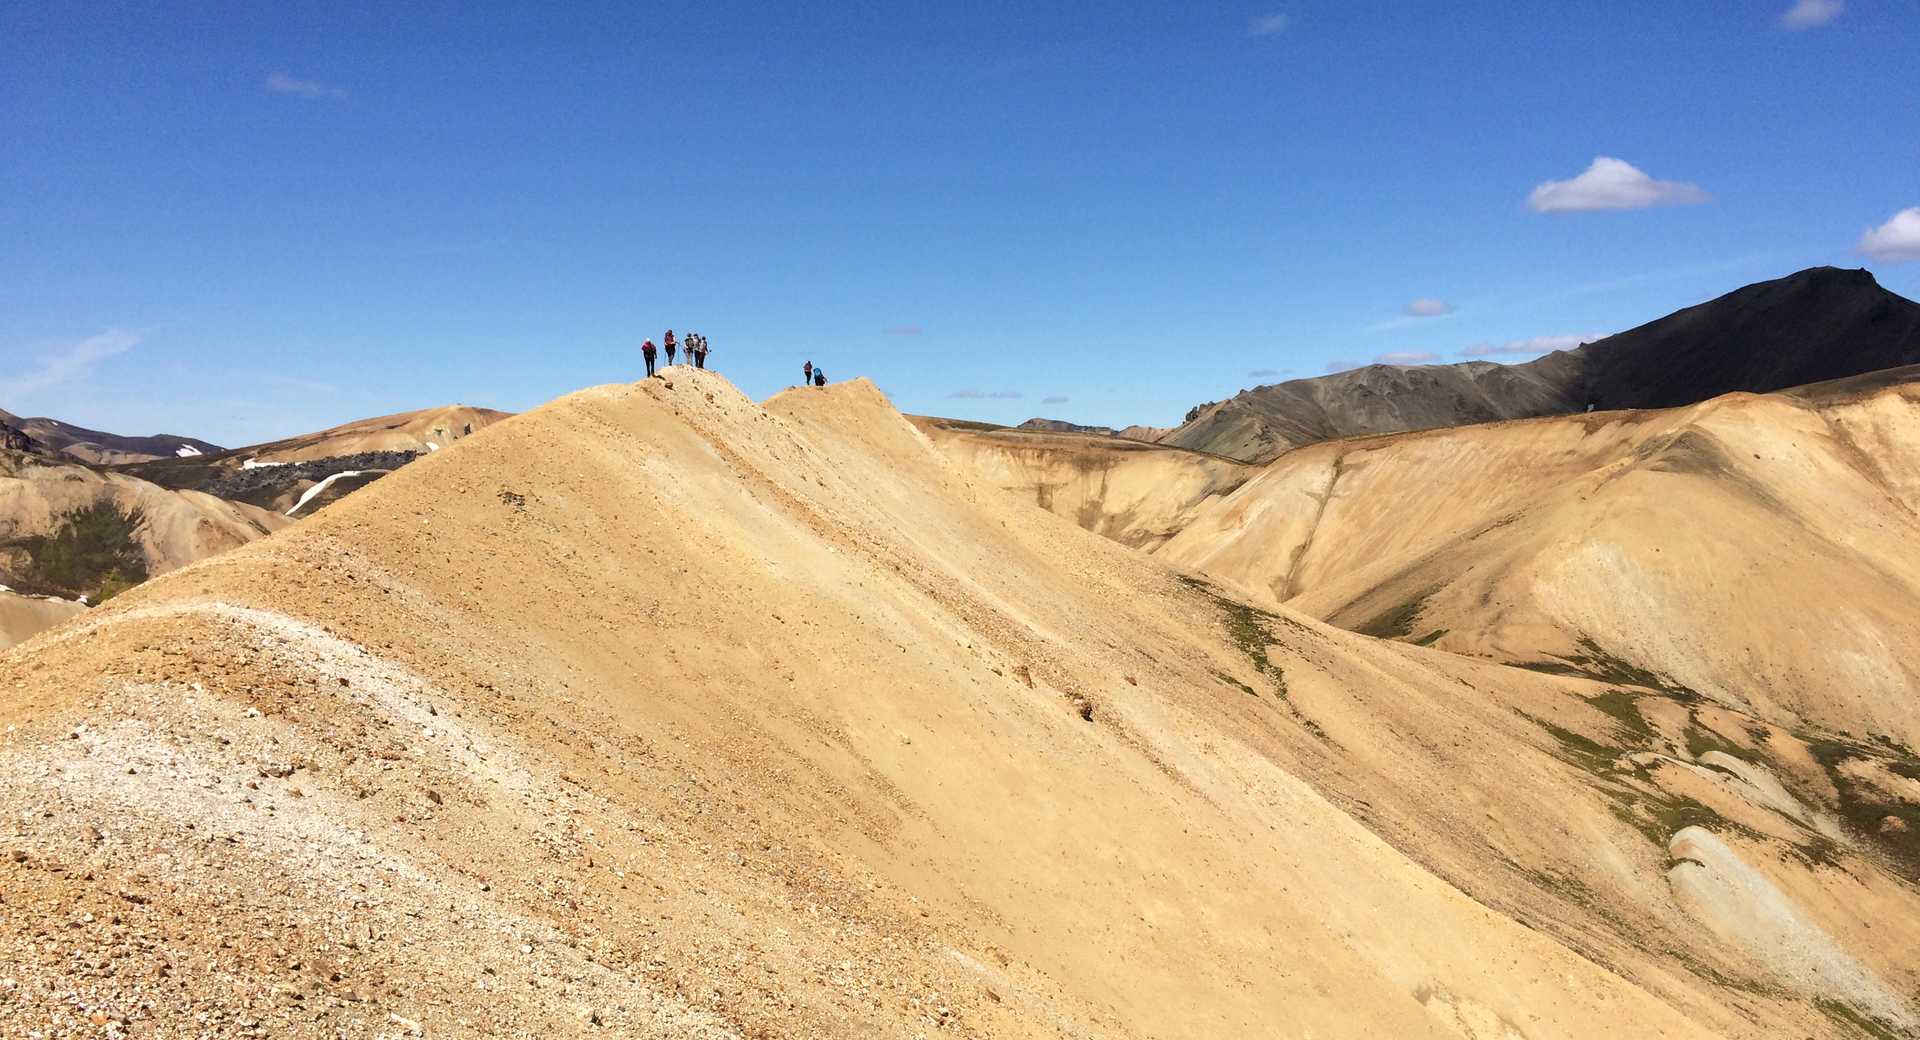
175 445 203 457
242 458 288 470
285 469 390 517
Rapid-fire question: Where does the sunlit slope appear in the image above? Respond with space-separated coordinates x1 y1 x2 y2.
0 449 289 639
4 369 1914 1037
1160 369 1920 748
247 403 511 463
910 416 1254 549
0 589 83 648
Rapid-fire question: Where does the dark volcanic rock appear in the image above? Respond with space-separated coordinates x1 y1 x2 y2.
1163 267 1920 462
199 451 421 503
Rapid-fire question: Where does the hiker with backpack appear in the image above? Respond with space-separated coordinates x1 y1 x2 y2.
663 330 677 367
642 338 658 378
802 360 813 386
813 369 826 387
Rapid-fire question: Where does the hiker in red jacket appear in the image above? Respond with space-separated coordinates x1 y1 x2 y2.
642 339 658 378
663 330 677 367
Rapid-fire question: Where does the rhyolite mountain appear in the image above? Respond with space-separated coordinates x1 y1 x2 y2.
1162 266 1920 462
0 407 222 465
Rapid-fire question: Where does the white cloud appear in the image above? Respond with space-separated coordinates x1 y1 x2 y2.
1247 368 1291 379
948 389 1025 400
1459 333 1603 358
0 329 140 401
1402 298 1454 317
1527 157 1711 214
1780 0 1843 29
1248 13 1290 36
1375 351 1439 366
265 72 345 99
1858 207 1920 262
1041 395 1069 405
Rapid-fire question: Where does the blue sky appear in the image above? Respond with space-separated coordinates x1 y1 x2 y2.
3 1 1917 445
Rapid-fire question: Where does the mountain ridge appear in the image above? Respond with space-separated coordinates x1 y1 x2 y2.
1162 266 1920 461
0 407 222 465
12 368 1911 1036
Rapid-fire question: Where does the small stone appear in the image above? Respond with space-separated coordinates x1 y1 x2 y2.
425 790 443 806
1881 815 1909 835
520 944 533 955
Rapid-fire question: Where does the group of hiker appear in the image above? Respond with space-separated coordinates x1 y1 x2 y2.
638 329 832 389
639 329 711 377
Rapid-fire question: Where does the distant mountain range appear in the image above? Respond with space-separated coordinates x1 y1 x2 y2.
1016 418 1172 443
1160 266 1920 462
0 408 222 464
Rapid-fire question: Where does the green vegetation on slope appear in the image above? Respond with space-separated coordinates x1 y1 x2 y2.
2 502 148 602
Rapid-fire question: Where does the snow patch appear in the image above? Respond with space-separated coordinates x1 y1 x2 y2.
241 458 289 470
425 441 440 452
285 469 389 517
174 444 203 457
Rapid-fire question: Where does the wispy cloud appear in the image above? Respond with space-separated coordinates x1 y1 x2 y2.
0 329 140 401
1247 368 1292 379
265 72 345 100
1248 13 1290 36
1780 0 1843 29
1528 157 1710 214
1459 333 1603 358
948 389 1025 400
1859 207 1920 262
1041 395 1069 405
1365 299 1461 334
1323 359 1362 374
882 324 923 336
1376 350 1439 366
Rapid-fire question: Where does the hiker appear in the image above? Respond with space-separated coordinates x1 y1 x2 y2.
802 360 813 386
695 334 709 369
642 338 658 377
813 369 826 388
664 337 677 366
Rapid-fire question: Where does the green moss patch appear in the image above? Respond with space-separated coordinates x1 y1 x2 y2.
1803 738 1920 882
2 502 148 602
1179 576 1290 699
1815 998 1906 1040
1354 588 1437 640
